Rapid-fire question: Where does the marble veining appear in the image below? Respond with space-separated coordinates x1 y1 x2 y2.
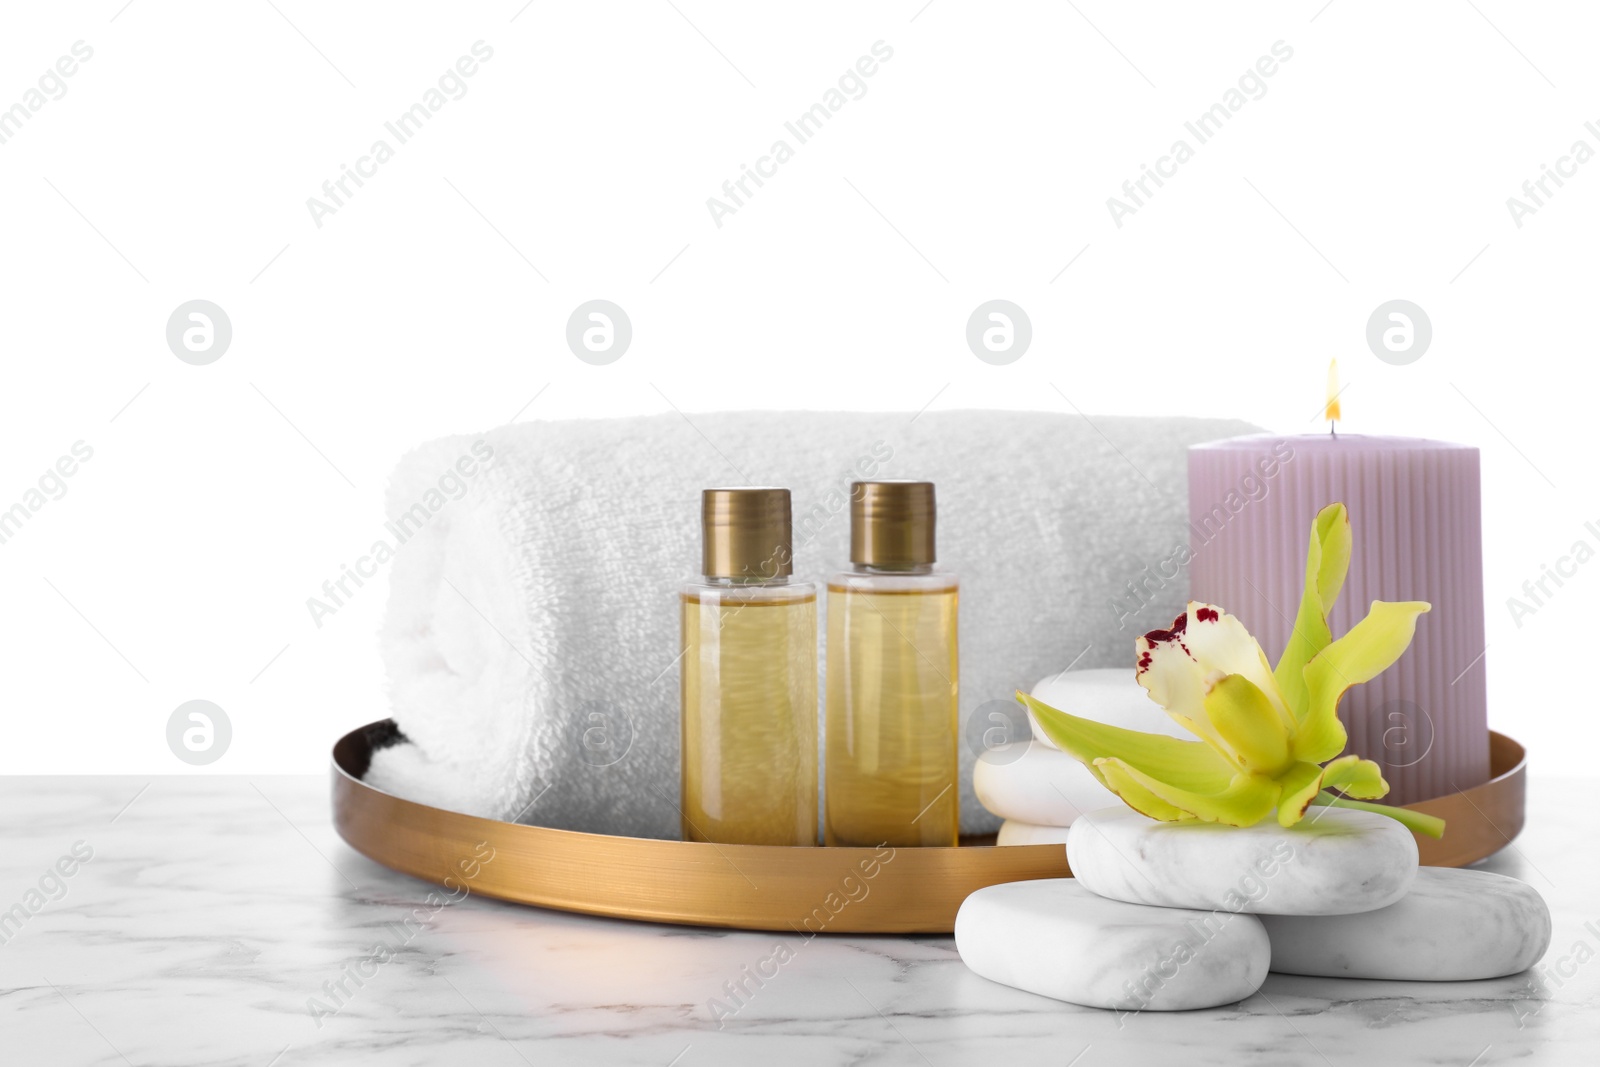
1068 805 1418 916
1 775 1596 1066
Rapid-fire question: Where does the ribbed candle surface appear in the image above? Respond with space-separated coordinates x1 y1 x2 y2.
1187 434 1490 804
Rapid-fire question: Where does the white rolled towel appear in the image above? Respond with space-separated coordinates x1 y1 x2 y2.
364 411 1258 838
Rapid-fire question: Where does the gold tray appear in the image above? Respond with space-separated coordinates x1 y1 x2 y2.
331 722 1527 933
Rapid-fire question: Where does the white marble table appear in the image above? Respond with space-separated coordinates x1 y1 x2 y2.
2 775 1595 1066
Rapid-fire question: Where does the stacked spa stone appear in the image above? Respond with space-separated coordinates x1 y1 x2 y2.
974 669 1192 843
959 670 1552 1011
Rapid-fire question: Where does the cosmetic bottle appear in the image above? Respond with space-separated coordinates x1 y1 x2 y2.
825 481 959 847
681 488 818 846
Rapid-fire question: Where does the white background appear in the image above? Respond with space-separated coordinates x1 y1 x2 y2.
1 1 1594 776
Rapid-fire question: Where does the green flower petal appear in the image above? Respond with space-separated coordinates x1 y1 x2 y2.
1203 673 1291 776
1310 792 1446 839
1273 503 1351 722
1319 754 1389 800
1275 761 1327 827
1293 600 1431 764
1092 759 1191 822
1095 757 1280 827
1018 691 1235 792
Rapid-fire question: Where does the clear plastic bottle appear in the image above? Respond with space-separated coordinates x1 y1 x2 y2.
681 488 818 846
825 481 959 847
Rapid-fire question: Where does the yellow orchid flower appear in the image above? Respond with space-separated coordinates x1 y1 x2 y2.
1022 502 1445 838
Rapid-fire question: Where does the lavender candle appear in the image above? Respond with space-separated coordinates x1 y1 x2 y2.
1187 434 1490 804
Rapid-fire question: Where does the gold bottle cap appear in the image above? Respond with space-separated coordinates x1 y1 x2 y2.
850 481 936 567
701 488 794 579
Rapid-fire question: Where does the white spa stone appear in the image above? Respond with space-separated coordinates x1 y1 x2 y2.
975 742 1111 826
1260 867 1552 980
1067 805 1417 916
1027 668 1186 750
996 819 1071 846
975 671 1193 826
956 878 1270 1010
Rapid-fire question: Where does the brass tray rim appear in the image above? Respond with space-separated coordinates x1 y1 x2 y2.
330 721 1527 933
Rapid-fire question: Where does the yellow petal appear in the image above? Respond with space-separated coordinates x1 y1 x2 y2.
1095 758 1280 827
1273 503 1351 721
1319 754 1389 800
1294 600 1432 764
1203 673 1292 775
1274 761 1326 827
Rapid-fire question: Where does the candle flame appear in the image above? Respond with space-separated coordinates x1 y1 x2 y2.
1325 359 1342 428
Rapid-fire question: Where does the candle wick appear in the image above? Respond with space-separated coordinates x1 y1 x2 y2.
1329 421 1337 439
